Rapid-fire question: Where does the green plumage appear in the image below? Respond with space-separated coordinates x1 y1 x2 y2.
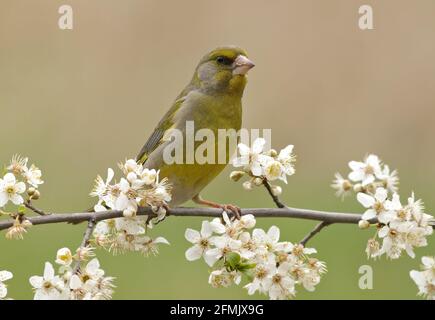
137 46 252 205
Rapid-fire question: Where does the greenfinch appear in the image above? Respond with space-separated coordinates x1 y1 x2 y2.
136 46 254 213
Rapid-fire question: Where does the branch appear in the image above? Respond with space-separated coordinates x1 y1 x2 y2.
24 201 49 216
299 221 331 246
72 218 96 274
262 180 334 246
262 180 286 208
0 206 370 232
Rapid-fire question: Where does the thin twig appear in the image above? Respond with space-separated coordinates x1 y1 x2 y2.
72 218 97 274
24 201 49 216
262 180 286 208
0 206 372 232
300 221 331 246
262 180 332 246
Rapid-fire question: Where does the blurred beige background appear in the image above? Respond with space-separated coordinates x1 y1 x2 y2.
1 0 434 299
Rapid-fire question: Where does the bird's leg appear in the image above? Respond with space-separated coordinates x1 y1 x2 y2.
192 194 241 219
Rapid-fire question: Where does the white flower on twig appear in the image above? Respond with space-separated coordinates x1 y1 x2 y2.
410 256 435 300
348 154 382 186
185 221 218 266
0 173 26 207
232 138 270 176
29 262 65 300
357 187 390 222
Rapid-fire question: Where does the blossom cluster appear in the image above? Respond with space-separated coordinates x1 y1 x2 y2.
91 159 171 218
1 155 44 239
230 138 296 196
185 213 326 299
29 247 114 300
93 217 170 255
0 270 13 300
332 154 433 259
91 159 171 255
410 256 435 300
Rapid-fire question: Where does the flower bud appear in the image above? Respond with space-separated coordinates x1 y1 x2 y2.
242 181 253 191
353 183 363 193
268 149 278 157
229 171 245 182
271 185 282 196
27 187 36 196
31 190 40 200
358 219 370 229
126 172 137 183
253 177 263 186
342 180 352 192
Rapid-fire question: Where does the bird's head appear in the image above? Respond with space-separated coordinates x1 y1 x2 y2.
192 46 255 96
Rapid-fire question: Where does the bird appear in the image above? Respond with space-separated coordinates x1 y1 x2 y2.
136 46 255 216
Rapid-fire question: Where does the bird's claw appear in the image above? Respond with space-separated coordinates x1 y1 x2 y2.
220 204 242 220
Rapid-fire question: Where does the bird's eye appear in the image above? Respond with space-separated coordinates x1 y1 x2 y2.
216 56 233 65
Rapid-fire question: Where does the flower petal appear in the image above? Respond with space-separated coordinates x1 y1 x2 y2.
252 138 266 154
374 188 388 202
200 221 213 238
185 245 203 261
357 193 375 208
185 228 200 243
10 194 24 205
237 143 250 156
0 193 8 207
29 276 43 289
43 262 54 280
361 209 377 220
267 226 280 243
3 173 16 184
0 271 13 282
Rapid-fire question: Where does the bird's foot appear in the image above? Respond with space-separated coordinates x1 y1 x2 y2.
219 204 242 220
192 194 241 219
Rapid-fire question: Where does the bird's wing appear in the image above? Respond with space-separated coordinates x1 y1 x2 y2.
136 96 186 164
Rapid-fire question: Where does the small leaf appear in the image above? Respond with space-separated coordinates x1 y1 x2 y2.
225 252 241 270
237 262 257 272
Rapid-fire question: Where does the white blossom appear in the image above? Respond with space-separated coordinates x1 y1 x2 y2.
410 256 435 300
264 263 295 300
331 173 353 199
29 262 65 300
90 168 114 198
378 165 399 193
0 270 13 300
277 145 296 177
232 138 270 176
90 160 172 256
348 154 383 186
244 262 276 295
206 236 242 266
263 159 286 183
185 221 217 266
208 268 241 288
0 173 26 207
357 187 389 222
55 247 73 266
185 213 326 300
22 164 44 187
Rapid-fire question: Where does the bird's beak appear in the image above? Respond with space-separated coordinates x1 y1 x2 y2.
233 55 255 75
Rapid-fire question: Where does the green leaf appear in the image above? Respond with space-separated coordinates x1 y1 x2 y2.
237 262 256 272
225 252 241 270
